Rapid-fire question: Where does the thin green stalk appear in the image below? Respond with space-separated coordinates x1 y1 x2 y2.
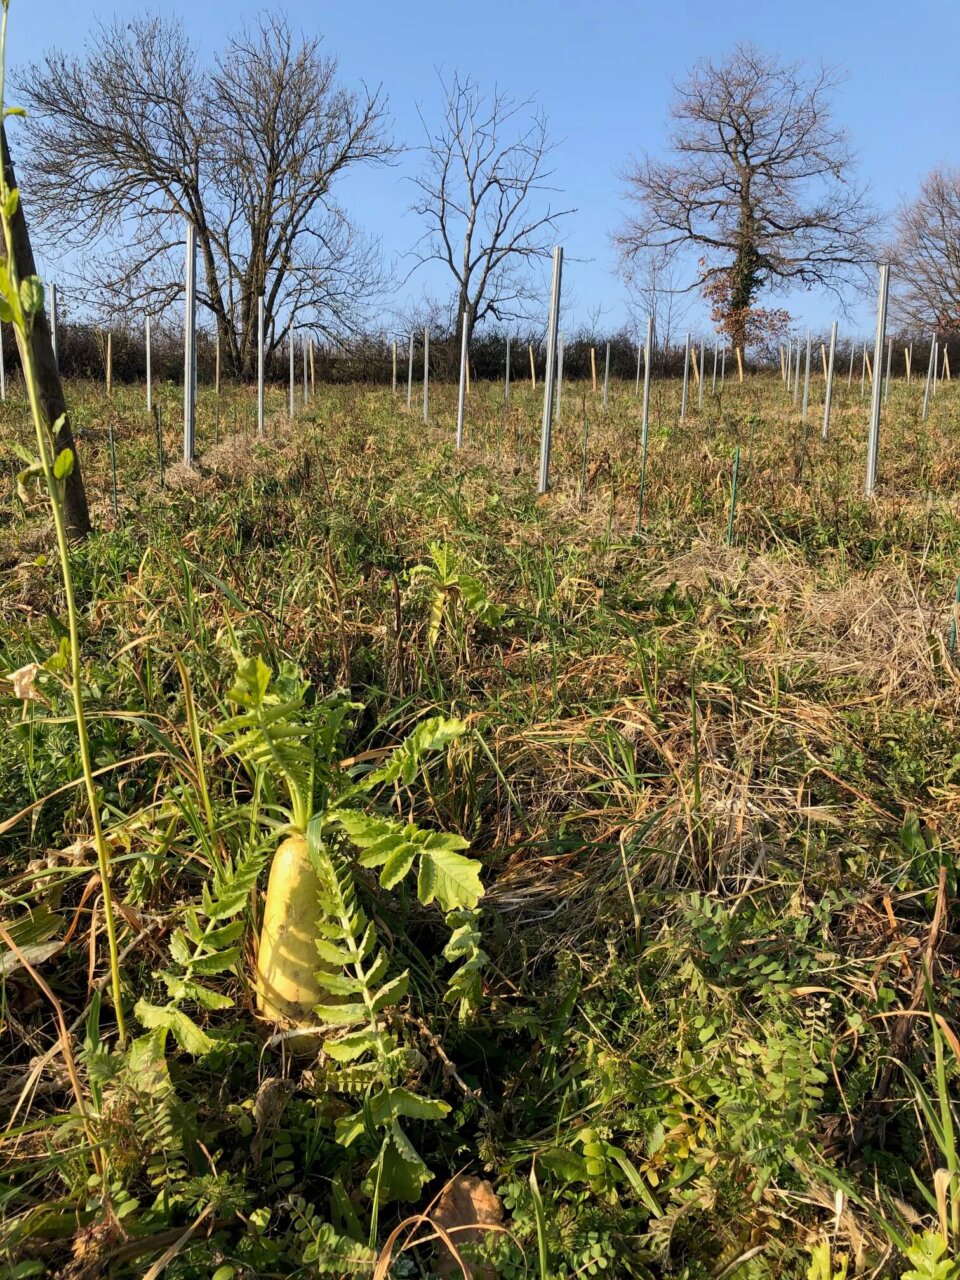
727 445 741 547
948 575 960 656
0 0 126 1040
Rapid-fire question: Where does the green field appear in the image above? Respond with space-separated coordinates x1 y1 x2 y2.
2 371 959 1278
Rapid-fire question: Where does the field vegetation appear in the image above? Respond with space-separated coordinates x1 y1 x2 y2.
2 367 960 1279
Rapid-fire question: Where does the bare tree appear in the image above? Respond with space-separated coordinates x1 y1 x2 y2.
409 71 574 347
623 248 694 356
617 43 878 350
889 169 960 332
16 13 393 376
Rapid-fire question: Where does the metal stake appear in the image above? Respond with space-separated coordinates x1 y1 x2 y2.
289 325 295 418
50 282 58 370
603 341 611 411
680 333 691 421
537 245 563 494
456 311 468 449
922 335 936 422
183 220 197 464
423 326 429 424
637 315 654 530
256 294 265 436
145 315 152 414
801 332 812 425
822 320 838 441
865 264 890 497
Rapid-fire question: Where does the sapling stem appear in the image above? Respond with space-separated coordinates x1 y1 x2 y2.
0 0 126 1039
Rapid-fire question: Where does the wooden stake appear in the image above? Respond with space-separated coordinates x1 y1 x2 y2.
820 344 828 377
691 344 701 385
529 343 536 389
106 331 112 397
465 354 471 396
945 347 952 381
735 346 744 383
905 346 911 382
590 345 597 393
865 348 873 382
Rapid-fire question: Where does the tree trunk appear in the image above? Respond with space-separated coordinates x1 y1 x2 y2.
1 126 91 538
726 207 761 354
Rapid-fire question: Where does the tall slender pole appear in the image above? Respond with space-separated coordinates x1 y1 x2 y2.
847 343 855 386
603 341 611 411
256 294 265 436
793 340 801 404
145 314 152 414
720 345 727 386
423 327 430 423
822 320 837 441
801 331 812 425
183 220 197 464
537 246 563 494
289 325 295 418
635 337 642 396
215 331 220 398
106 332 112 398
637 315 654 529
680 333 691 421
49 282 58 370
884 335 893 403
310 339 315 398
302 335 307 406
865 264 890 497
456 311 468 449
392 340 397 394
786 342 793 393
712 342 718 394
505 335 511 401
698 343 705 409
406 332 414 409
922 334 936 421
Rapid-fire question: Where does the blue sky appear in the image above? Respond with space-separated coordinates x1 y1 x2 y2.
11 0 960 340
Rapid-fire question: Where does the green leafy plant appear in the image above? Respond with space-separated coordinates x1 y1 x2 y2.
409 540 502 652
214 647 485 1205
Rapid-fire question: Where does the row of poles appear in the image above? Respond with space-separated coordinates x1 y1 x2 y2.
446 255 906 502
35 228 938 502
